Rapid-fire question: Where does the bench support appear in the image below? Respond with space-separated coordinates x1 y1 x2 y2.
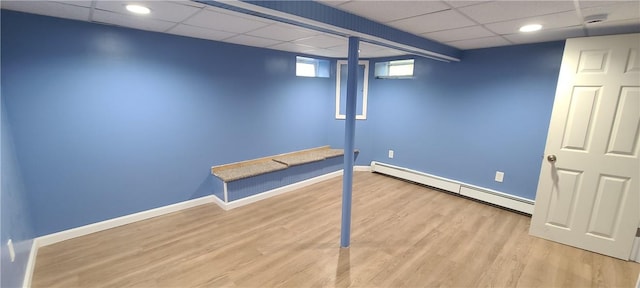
223 182 228 203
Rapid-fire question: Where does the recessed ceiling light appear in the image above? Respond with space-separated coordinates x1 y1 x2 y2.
519 24 542 33
126 4 151 15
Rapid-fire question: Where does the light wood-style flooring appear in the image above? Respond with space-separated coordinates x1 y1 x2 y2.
33 172 640 287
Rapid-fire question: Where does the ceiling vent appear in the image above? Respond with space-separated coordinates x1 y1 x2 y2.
584 14 608 24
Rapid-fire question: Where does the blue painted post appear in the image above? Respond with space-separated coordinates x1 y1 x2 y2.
341 36 359 248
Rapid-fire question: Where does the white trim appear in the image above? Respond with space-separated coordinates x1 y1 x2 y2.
37 196 215 247
211 193 228 210
354 165 370 172
370 161 535 214
223 182 228 203
25 167 369 284
215 170 343 210
632 234 640 263
336 60 369 120
460 187 534 214
22 239 38 288
214 166 370 210
636 271 640 288
370 161 461 193
460 182 534 204
36 166 370 246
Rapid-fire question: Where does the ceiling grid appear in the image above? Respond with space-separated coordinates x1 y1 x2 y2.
1 0 638 57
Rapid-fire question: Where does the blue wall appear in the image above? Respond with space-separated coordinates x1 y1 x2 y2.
2 8 565 250
1 91 36 288
366 42 565 200
1 11 336 236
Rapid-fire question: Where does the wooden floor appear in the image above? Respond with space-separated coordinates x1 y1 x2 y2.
33 172 639 287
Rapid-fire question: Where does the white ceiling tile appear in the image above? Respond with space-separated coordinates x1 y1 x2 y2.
423 25 495 42
1 1 90 21
327 45 348 53
335 1 449 23
294 34 347 48
445 1 490 8
167 24 236 41
359 42 386 53
387 9 476 34
581 1 640 22
246 23 319 42
587 18 640 36
95 1 201 23
170 0 207 8
54 1 93 8
446 36 511 50
4 0 637 53
306 48 345 58
458 1 576 24
223 34 283 48
577 0 626 9
204 5 276 24
268 42 316 53
184 9 271 33
484 11 582 35
92 9 176 32
503 26 586 44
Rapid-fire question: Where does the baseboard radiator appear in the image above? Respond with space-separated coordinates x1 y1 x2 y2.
370 161 534 214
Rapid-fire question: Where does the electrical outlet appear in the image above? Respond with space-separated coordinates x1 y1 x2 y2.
7 239 15 262
495 171 504 183
388 150 394 159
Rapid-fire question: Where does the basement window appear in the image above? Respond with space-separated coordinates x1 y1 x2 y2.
296 56 330 78
375 59 415 78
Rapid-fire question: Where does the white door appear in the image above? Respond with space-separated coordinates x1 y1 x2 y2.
530 33 640 260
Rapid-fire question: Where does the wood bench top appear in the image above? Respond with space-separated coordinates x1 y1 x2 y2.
211 146 356 182
212 161 288 182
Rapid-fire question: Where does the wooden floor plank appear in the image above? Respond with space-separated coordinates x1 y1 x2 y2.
32 172 640 287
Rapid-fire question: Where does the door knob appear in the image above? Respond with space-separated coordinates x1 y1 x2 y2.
547 155 557 163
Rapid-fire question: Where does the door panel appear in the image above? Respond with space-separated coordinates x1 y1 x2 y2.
530 33 640 260
587 175 628 238
562 86 599 150
607 87 639 156
546 169 581 229
577 49 610 73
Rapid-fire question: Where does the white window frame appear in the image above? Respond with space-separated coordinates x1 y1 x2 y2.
375 59 415 79
335 60 369 120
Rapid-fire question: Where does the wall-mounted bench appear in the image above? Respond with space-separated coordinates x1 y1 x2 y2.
211 146 357 209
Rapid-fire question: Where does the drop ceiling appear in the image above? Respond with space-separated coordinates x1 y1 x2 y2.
1 0 639 59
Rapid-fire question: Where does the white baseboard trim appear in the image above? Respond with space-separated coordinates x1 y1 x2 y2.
37 196 215 247
370 161 461 192
354 165 371 172
632 235 640 263
370 161 534 214
213 166 370 210
214 170 343 210
36 165 370 246
25 165 370 285
22 239 38 288
460 186 534 214
636 271 640 288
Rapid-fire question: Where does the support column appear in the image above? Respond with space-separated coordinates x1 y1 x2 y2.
340 36 359 248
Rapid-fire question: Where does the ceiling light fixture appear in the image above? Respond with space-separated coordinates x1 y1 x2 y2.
519 24 542 33
126 4 151 15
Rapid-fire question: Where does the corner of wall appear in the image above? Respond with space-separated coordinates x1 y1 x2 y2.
2 85 37 288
